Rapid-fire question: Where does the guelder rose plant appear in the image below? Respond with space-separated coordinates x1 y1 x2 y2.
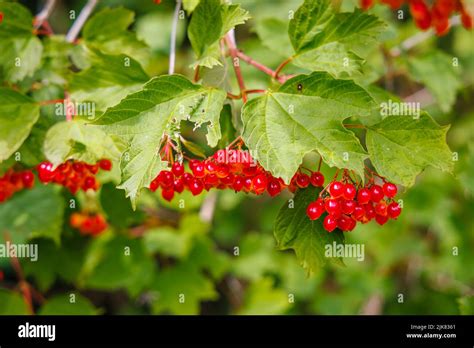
0 0 466 275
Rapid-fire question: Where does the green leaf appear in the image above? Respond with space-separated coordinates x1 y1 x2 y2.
366 113 454 187
69 49 149 112
0 288 29 314
82 7 151 68
288 0 385 77
0 88 40 162
93 74 226 204
150 261 218 314
254 18 295 58
0 3 43 82
79 234 155 297
188 0 250 68
238 277 291 315
241 72 373 183
458 295 474 315
274 186 345 274
34 35 73 86
39 294 100 315
100 183 144 229
43 121 122 166
0 185 64 244
407 51 462 113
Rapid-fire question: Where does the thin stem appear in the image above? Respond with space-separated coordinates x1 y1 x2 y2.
344 124 367 129
317 156 322 172
168 0 182 75
38 98 64 105
4 233 34 315
227 92 241 100
244 89 266 95
235 51 276 78
225 30 247 103
193 66 200 82
34 0 56 29
65 0 99 43
274 56 293 78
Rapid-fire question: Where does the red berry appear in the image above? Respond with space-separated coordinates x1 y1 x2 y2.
364 204 376 220
325 199 341 217
252 174 268 194
205 161 217 174
329 181 344 198
323 215 338 232
341 200 356 215
98 159 112 171
375 214 389 225
383 182 397 198
295 173 310 188
191 162 206 178
162 188 175 201
205 174 219 186
220 173 234 186
267 178 282 197
216 164 230 178
310 171 324 187
21 171 35 188
150 178 160 192
82 176 96 191
343 184 356 200
338 215 353 231
72 162 84 173
189 178 203 196
38 162 55 182
370 185 384 202
306 200 324 220
232 176 244 192
353 205 365 221
158 170 174 188
387 202 401 219
357 188 371 204
173 178 184 193
171 162 184 177
375 201 387 216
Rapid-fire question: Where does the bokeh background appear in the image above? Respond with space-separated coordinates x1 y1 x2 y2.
0 0 473 315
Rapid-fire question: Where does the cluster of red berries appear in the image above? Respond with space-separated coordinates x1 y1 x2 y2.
70 212 108 236
37 159 112 194
149 149 326 201
360 0 472 34
306 180 402 232
0 169 35 203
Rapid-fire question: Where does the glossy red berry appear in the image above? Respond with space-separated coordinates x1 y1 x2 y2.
325 199 341 217
98 159 112 171
189 178 204 196
343 183 356 200
295 173 310 188
341 200 356 215
370 185 384 202
310 171 324 187
267 179 282 197
387 202 401 219
38 162 55 182
365 204 376 220
232 176 244 192
306 201 324 220
172 162 185 177
338 215 353 231
357 188 371 204
173 178 184 193
383 182 397 198
329 181 344 198
353 205 365 221
375 201 387 216
21 171 35 188
150 178 160 192
252 174 268 194
323 215 338 232
191 162 206 179
158 170 174 188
